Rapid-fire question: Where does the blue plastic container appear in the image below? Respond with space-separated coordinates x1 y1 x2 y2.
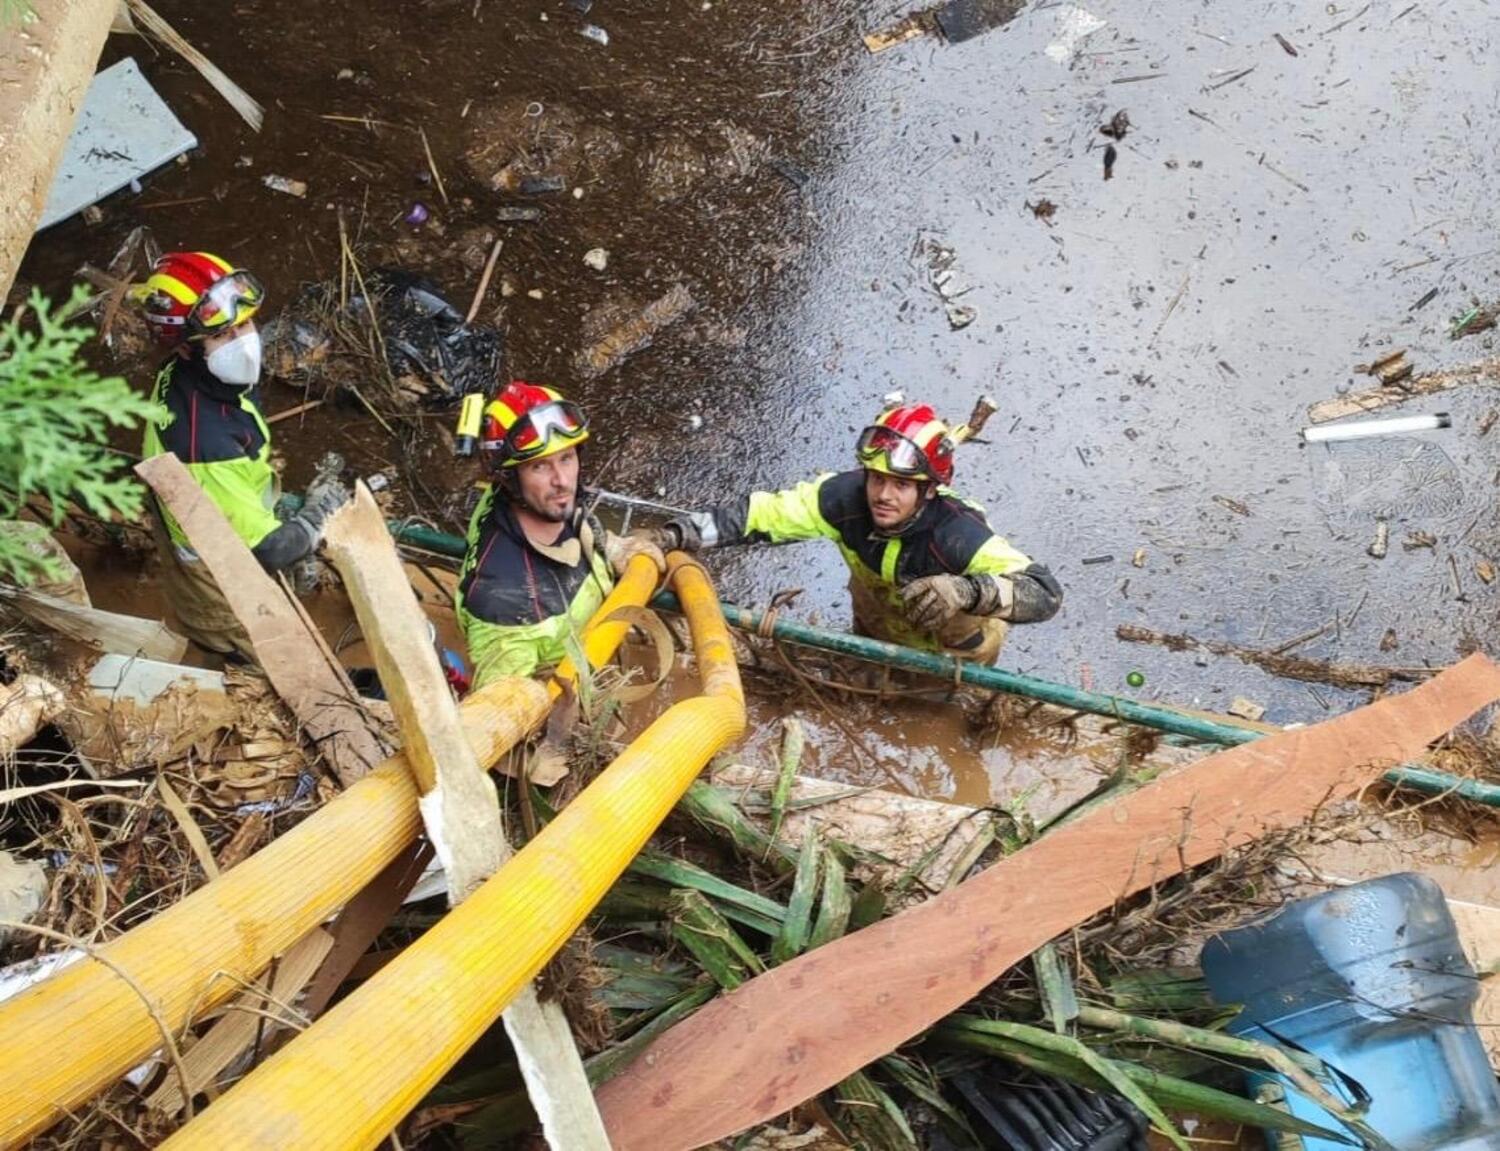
1202 873 1500 1151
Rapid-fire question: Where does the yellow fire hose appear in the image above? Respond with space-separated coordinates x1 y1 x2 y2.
159 557 744 1149
0 556 662 1149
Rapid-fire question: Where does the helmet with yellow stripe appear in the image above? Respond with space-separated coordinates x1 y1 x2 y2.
855 402 955 485
133 252 265 346
479 381 590 475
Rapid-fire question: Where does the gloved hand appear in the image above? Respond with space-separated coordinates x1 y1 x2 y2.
900 574 980 631
296 475 352 536
663 515 707 552
603 530 667 577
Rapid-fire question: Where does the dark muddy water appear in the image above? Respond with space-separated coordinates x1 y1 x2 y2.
18 0 1500 801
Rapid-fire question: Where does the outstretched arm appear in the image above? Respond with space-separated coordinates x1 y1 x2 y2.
658 476 840 551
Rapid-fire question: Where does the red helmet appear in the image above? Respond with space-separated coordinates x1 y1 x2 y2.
855 402 955 485
132 251 265 345
479 381 590 473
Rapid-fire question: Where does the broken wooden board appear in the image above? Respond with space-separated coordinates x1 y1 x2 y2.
595 654 1500 1150
56 654 234 777
322 483 610 1151
862 15 930 52
146 926 333 1115
135 454 388 787
0 0 120 298
322 483 505 903
0 586 186 662
300 842 432 1022
1307 355 1500 423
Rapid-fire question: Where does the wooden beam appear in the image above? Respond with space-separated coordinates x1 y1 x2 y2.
0 0 120 299
596 653 1500 1151
298 840 432 1022
321 481 610 1151
135 454 388 787
321 483 505 898
145 926 334 1116
0 586 187 662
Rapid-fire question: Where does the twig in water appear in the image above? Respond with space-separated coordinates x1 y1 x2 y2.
1260 156 1310 192
1149 272 1190 347
1323 3 1370 35
267 399 327 425
465 239 504 325
1205 65 1256 91
1271 622 1330 655
419 127 449 206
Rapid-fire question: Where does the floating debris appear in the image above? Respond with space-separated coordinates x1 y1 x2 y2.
1099 109 1131 140
262 174 307 198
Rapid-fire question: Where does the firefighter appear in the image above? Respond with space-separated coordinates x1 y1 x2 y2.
649 401 1061 663
456 381 663 686
135 251 347 660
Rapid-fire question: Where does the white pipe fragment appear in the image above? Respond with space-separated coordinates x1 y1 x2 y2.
1303 412 1452 443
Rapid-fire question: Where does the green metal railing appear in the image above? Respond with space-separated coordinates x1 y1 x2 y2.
379 517 1500 806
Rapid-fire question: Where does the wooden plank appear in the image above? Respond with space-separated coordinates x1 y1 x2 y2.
134 454 388 788
298 841 432 1022
1307 355 1500 423
595 654 1500 1151
146 926 334 1115
321 483 505 901
321 482 610 1151
0 586 187 662
0 0 120 297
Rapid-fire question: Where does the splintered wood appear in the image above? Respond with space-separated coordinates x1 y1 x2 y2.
321 482 506 903
135 454 388 787
1308 354 1500 423
596 654 1500 1151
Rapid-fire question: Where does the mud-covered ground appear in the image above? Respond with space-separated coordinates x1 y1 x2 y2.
16 0 1500 802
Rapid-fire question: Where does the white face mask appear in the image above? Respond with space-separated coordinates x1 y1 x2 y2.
205 328 262 387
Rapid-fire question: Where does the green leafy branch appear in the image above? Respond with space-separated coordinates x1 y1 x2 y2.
0 287 164 583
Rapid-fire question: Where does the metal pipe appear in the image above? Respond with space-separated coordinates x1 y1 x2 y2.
0 557 663 1148
651 593 1500 808
289 504 1500 809
157 557 745 1150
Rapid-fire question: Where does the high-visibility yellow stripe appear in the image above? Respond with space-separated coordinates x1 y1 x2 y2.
148 273 200 306
880 537 901 583
193 252 235 275
488 399 520 429
908 418 947 449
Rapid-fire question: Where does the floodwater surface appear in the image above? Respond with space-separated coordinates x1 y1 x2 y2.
17 0 1500 802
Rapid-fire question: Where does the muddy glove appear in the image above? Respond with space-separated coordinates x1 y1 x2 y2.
603 530 667 577
900 574 980 631
659 510 725 552
296 475 352 538
968 573 1018 620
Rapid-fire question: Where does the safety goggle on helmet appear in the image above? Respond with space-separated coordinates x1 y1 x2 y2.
186 270 265 337
855 403 955 485
479 382 591 470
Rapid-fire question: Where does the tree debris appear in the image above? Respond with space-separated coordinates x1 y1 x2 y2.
1114 623 1436 688
1307 355 1500 423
